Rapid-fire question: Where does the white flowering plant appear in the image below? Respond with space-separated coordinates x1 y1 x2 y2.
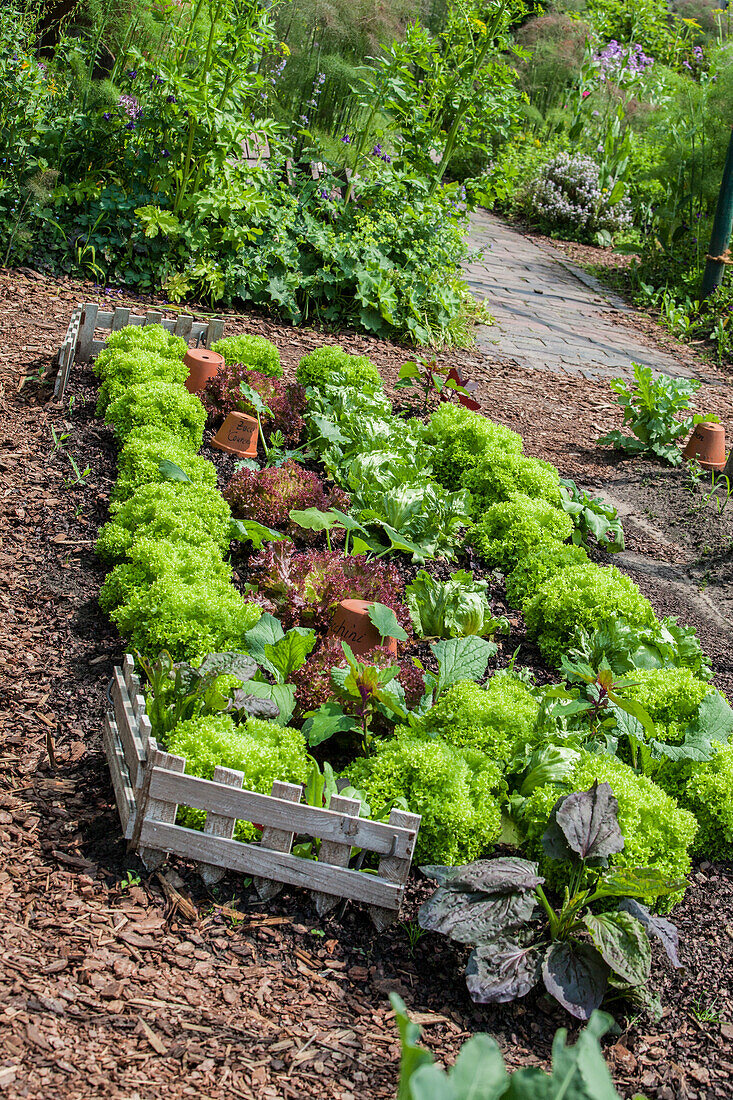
524 151 633 244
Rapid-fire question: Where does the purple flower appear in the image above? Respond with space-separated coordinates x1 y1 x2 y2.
160 149 170 158
382 154 392 163
371 144 382 157
319 188 329 199
341 134 352 144
127 69 138 80
125 120 136 131
103 112 111 120
119 94 141 120
166 94 176 103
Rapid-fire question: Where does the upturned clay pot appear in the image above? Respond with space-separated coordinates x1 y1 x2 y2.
211 412 259 458
328 599 398 657
682 422 726 471
183 347 225 394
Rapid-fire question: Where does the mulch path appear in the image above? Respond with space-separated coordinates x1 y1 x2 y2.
0 266 732 1100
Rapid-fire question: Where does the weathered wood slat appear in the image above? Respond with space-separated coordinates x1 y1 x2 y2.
370 808 422 931
102 710 135 839
139 819 404 909
314 794 360 916
54 304 82 399
204 318 225 349
173 314 194 339
138 746 186 871
111 667 145 788
111 306 131 331
148 768 416 858
75 302 99 363
144 310 163 327
199 766 244 886
254 780 301 901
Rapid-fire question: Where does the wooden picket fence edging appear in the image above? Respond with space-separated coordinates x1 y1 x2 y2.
104 656 421 926
55 303 226 400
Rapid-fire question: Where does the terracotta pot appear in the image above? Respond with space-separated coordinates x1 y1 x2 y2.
328 599 398 658
183 347 225 394
211 412 259 458
682 422 726 471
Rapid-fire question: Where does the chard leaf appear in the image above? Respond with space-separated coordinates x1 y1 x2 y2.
368 602 409 642
542 941 609 1020
302 701 358 747
197 652 258 681
227 689 280 721
465 939 541 1004
554 782 625 862
583 911 651 986
421 857 544 895
617 899 682 969
432 636 494 693
243 681 296 726
264 628 316 683
418 886 538 944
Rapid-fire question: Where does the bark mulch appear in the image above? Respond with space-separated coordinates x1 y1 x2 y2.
1 267 732 1100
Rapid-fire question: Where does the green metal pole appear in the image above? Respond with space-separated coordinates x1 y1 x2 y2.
701 124 733 300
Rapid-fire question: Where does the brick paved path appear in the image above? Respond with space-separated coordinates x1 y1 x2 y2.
465 210 697 381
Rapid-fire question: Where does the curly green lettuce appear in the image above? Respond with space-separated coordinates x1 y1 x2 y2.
106 381 207 447
421 403 523 491
347 731 504 864
211 333 282 378
466 495 573 571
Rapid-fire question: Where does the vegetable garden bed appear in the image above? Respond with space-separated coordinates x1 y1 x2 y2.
3 270 733 1099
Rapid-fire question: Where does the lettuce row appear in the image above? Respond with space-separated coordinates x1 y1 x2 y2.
94 324 261 659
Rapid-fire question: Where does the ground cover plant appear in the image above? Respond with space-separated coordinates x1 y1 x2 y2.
86 320 733 1062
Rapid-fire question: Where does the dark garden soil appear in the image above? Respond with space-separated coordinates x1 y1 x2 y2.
1 266 732 1100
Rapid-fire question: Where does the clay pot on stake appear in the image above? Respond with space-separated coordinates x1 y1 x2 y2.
183 348 225 394
682 422 726 471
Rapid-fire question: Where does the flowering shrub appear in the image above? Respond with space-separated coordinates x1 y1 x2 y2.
224 461 349 542
525 152 633 242
201 366 306 446
290 637 425 715
249 542 410 631
211 334 282 378
594 41 654 82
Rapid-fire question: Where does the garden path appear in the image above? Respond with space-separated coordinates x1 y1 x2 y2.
465 210 704 382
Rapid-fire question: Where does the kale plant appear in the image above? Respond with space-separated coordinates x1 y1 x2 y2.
598 364 712 465
419 782 683 1019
